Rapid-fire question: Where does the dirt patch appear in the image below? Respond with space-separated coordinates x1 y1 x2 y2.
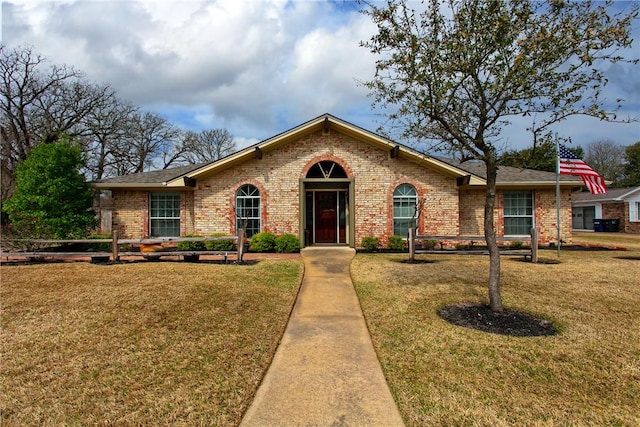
438 303 557 337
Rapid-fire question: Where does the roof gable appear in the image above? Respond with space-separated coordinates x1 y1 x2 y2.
165 113 481 187
92 113 582 190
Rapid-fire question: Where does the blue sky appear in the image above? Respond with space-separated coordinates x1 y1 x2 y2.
2 0 639 152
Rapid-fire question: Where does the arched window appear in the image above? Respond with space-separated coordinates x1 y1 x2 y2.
306 161 347 178
236 184 260 237
393 184 417 237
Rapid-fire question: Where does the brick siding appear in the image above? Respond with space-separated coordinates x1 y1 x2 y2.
110 128 573 245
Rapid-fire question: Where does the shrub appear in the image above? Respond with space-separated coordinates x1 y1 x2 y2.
177 234 205 251
3 137 97 239
87 233 112 251
361 236 380 252
275 233 300 253
509 240 525 249
387 235 405 251
205 233 235 251
422 239 438 250
250 232 276 252
455 243 469 251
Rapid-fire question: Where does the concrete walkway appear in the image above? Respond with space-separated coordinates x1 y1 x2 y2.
240 247 405 427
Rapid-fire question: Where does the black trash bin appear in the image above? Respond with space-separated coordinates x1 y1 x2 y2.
603 219 619 232
593 219 604 232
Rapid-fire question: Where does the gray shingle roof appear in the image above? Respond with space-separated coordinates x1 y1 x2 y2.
92 163 208 185
572 186 640 202
435 158 582 184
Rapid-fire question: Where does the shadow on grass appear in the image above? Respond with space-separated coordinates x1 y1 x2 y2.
397 259 438 264
0 258 260 267
614 255 640 261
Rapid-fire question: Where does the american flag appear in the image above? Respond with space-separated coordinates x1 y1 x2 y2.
559 144 606 194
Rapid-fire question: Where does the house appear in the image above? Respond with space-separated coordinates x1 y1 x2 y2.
572 187 640 233
92 114 584 247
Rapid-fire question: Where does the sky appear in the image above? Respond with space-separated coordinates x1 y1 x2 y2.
2 0 639 153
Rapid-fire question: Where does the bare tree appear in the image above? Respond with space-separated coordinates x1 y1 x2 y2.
82 99 137 180
1 46 81 199
179 129 237 164
0 45 126 197
585 139 626 184
111 111 180 174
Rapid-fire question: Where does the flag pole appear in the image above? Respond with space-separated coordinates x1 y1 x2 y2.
556 138 561 257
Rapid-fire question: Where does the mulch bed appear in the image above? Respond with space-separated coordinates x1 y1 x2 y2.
438 303 557 337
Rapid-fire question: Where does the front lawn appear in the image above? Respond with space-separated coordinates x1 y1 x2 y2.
1 259 303 426
352 238 640 426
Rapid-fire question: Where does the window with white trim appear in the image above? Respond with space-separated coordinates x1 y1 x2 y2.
393 183 418 237
236 184 261 237
504 190 533 235
149 192 181 237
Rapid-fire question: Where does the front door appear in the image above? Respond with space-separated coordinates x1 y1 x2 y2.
315 191 337 243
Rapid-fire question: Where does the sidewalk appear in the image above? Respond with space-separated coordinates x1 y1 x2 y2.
240 247 405 427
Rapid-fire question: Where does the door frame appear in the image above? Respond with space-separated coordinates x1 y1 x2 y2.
299 178 355 248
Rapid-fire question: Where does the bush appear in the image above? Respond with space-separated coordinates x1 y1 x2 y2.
275 233 300 253
387 235 405 251
177 234 205 251
3 137 97 239
87 233 112 251
361 236 380 252
205 233 235 251
422 239 438 250
509 240 525 249
250 232 276 252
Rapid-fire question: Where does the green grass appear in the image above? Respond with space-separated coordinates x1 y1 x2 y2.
352 233 640 426
1 259 303 426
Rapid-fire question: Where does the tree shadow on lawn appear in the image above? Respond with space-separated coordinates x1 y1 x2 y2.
0 258 260 266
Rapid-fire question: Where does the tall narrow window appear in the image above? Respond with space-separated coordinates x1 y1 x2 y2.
393 184 417 237
504 191 534 235
149 192 181 237
236 184 261 237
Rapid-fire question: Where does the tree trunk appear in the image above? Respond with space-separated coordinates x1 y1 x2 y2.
484 155 503 312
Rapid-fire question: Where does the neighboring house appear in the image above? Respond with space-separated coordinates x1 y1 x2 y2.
92 114 584 247
572 187 640 233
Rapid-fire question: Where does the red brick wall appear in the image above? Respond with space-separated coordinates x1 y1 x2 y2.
112 191 148 238
459 188 572 245
110 129 572 244
112 190 195 239
191 129 459 246
602 202 626 232
459 190 485 235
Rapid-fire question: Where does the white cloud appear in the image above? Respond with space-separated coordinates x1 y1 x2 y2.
2 0 639 151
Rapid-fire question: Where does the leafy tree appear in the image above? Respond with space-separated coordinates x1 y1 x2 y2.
3 137 97 239
363 0 637 312
499 141 557 171
499 141 585 172
618 141 640 187
585 140 626 185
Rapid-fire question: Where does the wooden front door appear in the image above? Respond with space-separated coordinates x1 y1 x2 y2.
315 191 337 243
